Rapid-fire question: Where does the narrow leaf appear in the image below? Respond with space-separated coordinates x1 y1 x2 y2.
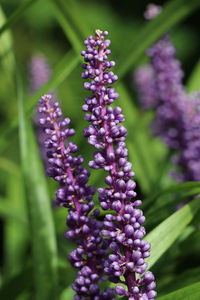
0 50 79 154
157 281 200 300
18 74 58 299
187 59 200 92
117 0 200 77
0 0 38 36
146 196 200 269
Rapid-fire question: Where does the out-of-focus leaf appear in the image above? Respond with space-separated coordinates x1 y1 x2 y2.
0 197 26 223
117 0 200 77
157 281 200 300
159 267 200 296
0 50 79 154
18 74 58 299
0 266 32 299
59 287 75 300
0 157 20 177
187 59 200 92
4 174 28 279
146 196 200 269
143 181 200 211
53 3 82 55
0 0 38 36
0 6 15 77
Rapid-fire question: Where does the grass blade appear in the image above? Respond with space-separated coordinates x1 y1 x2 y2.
186 59 200 92
157 281 200 300
0 50 79 154
18 74 58 299
117 0 200 77
0 0 38 36
146 196 200 269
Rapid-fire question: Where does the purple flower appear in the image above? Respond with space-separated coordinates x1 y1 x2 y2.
29 54 52 93
38 94 115 299
134 65 159 110
172 96 200 182
147 35 186 150
144 3 162 20
82 30 156 299
135 5 200 183
29 54 55 166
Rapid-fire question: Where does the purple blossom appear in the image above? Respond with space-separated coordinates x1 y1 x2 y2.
172 96 200 182
38 94 115 299
81 30 156 299
147 35 186 150
144 3 162 20
133 65 159 110
135 4 200 183
29 54 52 93
29 54 54 166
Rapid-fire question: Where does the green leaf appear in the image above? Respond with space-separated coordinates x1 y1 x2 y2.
0 197 26 223
0 50 79 154
4 174 28 279
0 6 15 78
143 181 200 211
157 281 200 300
0 0 38 36
159 267 200 296
0 266 32 299
59 287 75 300
117 0 200 77
146 196 200 269
18 74 58 299
186 59 200 92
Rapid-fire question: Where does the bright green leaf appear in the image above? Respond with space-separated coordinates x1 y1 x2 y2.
146 196 200 269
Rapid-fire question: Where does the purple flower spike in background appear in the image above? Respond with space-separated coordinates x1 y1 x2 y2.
29 54 52 93
147 35 186 150
29 54 54 166
82 30 156 299
38 94 115 300
134 65 159 110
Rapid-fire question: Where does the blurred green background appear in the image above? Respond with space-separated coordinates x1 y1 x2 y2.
0 0 200 299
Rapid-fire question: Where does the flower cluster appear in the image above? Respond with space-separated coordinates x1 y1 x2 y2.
82 30 156 299
29 54 54 166
38 94 115 300
29 54 52 93
147 35 186 150
134 4 200 183
133 65 159 110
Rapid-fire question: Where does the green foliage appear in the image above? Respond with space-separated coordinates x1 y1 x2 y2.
0 0 200 299
157 282 200 300
146 196 200 269
18 75 58 299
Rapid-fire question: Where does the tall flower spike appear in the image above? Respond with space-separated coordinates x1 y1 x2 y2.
147 34 186 150
29 54 55 166
38 94 115 300
82 30 156 299
29 54 52 93
133 65 159 110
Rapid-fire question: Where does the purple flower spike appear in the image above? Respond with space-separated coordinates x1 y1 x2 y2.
147 35 186 150
29 54 52 93
134 65 159 110
144 3 162 20
38 94 115 299
82 30 156 299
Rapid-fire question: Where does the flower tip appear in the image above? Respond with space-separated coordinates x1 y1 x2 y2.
144 3 162 20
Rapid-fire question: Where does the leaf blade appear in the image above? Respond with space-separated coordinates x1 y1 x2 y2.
18 74 58 299
146 196 200 269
